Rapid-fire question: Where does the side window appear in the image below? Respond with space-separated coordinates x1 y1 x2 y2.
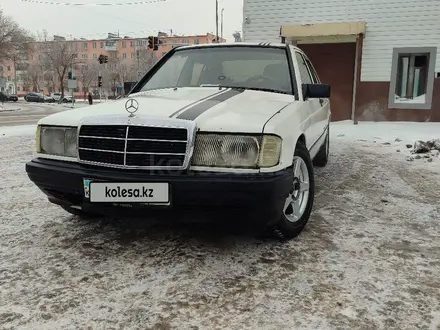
295 52 313 84
304 57 320 83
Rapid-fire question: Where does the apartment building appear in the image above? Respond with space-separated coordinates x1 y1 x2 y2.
3 32 223 97
243 0 440 122
0 63 15 94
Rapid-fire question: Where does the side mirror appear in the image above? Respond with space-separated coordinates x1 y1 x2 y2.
302 83 331 99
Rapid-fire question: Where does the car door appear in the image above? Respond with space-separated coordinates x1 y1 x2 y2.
294 51 321 147
303 54 330 139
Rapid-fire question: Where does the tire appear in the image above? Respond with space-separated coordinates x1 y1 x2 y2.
313 126 330 167
61 205 100 219
273 140 315 240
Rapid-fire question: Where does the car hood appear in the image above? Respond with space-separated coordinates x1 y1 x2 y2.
38 87 295 132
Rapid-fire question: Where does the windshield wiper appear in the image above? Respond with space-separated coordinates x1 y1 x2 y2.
207 85 290 95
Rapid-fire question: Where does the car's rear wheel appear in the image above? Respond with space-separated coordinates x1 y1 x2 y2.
273 141 315 239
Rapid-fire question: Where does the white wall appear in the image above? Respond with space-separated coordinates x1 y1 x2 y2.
243 0 440 81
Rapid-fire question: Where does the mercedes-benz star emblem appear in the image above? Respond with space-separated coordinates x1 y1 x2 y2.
125 98 139 116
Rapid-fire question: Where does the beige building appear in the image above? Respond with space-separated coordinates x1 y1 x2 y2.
3 32 224 98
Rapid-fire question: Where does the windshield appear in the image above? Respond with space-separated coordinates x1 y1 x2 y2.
139 46 292 95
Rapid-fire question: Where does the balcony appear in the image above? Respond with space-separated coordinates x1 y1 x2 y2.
105 42 118 51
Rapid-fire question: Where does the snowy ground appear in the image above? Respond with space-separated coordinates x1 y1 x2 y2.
0 103 21 112
0 121 439 330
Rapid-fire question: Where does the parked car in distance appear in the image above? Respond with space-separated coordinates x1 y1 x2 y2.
7 94 18 102
62 95 73 103
24 92 45 103
0 91 8 103
51 93 73 103
43 95 55 103
26 42 331 240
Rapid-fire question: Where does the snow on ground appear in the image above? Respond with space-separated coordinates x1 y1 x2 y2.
0 125 36 138
0 103 21 112
0 121 439 330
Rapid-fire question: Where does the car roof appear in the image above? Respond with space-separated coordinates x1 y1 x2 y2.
176 41 288 50
176 42 306 54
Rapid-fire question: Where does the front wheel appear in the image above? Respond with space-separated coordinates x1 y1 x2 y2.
273 141 315 239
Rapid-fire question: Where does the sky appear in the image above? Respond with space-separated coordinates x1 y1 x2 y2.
1 0 243 42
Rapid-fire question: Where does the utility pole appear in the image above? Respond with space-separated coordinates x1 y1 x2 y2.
215 0 219 43
70 63 75 108
221 8 224 42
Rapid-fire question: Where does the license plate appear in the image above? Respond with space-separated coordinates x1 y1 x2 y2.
85 181 169 203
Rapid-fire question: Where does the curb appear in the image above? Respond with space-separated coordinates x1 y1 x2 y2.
0 108 21 112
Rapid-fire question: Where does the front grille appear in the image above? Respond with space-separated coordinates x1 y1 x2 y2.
78 124 189 168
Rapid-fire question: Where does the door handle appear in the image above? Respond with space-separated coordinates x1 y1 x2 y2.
319 98 324 106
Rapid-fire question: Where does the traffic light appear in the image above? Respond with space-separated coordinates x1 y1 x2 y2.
67 72 72 79
147 36 159 51
98 55 109 64
98 76 102 87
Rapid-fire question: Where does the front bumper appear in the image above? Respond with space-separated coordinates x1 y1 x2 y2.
26 158 293 225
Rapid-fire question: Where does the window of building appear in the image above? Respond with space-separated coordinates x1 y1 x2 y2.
389 47 437 109
194 39 200 44
93 42 97 48
83 42 88 49
122 41 126 48
123 53 127 58
100 42 104 48
130 41 135 47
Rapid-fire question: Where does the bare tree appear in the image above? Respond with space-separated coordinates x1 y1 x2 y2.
77 62 99 98
0 8 32 62
136 48 157 76
40 39 81 101
22 63 43 92
42 70 57 94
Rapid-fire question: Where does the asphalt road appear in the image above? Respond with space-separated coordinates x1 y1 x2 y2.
0 100 85 126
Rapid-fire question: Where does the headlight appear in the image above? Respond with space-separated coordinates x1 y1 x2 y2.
37 125 78 157
191 133 282 168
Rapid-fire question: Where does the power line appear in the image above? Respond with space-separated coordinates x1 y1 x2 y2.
20 0 167 6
